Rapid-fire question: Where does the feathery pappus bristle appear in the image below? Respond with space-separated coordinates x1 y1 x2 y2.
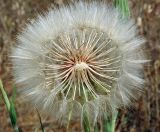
11 1 147 126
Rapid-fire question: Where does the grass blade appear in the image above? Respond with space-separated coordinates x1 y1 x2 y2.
114 0 130 17
0 80 10 110
83 111 91 132
10 98 19 132
0 80 20 132
103 111 118 132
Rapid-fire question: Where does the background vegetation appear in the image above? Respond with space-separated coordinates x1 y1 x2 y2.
0 0 160 131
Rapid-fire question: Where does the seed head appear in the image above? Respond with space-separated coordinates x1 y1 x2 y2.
11 1 147 125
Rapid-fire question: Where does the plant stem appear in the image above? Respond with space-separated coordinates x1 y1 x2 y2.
83 111 91 132
0 80 20 132
0 80 10 110
110 111 118 132
114 0 130 17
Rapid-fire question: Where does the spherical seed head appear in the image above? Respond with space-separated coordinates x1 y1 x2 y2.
11 1 147 125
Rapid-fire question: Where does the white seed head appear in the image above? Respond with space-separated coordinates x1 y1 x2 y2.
11 1 147 125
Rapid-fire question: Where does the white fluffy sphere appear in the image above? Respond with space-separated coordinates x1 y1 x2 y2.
11 1 147 125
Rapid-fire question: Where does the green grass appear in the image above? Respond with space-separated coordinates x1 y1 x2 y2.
114 0 130 17
0 80 20 132
83 111 91 132
103 111 118 132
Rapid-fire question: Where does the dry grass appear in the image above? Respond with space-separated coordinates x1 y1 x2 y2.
0 0 160 131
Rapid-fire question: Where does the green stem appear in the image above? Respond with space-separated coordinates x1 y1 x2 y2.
110 111 118 132
104 111 118 132
0 80 19 132
114 0 130 17
0 80 10 111
83 111 91 132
